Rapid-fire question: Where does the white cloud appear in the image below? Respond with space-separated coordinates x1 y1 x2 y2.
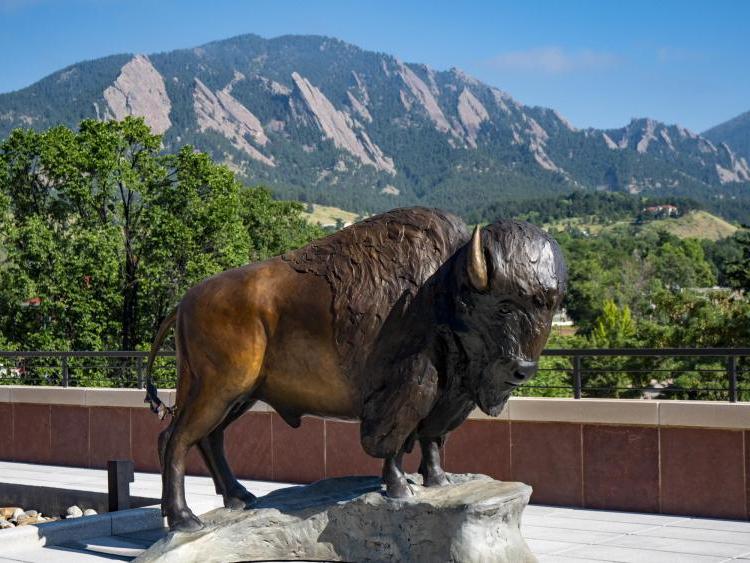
1 0 120 13
656 47 708 64
487 47 619 74
0 0 42 12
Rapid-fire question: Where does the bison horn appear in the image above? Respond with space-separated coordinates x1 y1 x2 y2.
467 225 489 291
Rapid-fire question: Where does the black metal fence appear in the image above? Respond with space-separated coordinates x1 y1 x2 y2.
530 348 750 402
0 348 748 402
0 351 176 389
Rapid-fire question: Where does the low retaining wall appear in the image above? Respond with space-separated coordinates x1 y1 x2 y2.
0 387 748 520
0 482 159 516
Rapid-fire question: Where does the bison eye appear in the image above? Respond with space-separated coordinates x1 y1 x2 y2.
497 302 514 315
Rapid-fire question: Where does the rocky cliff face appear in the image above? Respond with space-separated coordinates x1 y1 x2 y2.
457 88 490 148
290 72 394 174
602 118 750 187
0 33 747 215
193 74 274 166
103 55 172 134
704 110 750 164
397 61 456 137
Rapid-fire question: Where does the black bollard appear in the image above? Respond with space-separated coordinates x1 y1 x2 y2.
108 459 135 512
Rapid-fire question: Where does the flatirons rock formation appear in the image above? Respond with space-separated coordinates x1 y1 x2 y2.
1 34 748 215
102 55 172 135
193 73 274 166
704 110 750 164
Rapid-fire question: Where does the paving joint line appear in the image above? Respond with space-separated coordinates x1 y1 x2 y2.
548 532 631 556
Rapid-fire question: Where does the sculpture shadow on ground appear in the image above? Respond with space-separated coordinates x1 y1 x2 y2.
252 475 384 513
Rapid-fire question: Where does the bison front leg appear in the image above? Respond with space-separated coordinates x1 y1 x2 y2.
382 449 411 498
419 436 449 487
361 353 438 499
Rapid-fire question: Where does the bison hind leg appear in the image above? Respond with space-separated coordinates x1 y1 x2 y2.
197 399 257 510
158 422 173 473
198 431 256 510
162 390 251 532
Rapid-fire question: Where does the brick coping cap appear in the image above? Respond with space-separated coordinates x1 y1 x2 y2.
0 387 748 429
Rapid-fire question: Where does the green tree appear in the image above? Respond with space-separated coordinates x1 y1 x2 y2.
590 300 636 348
648 235 715 290
239 187 324 262
0 118 321 356
725 231 750 291
636 286 750 400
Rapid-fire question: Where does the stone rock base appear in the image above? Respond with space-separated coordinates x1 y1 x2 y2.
136 473 536 563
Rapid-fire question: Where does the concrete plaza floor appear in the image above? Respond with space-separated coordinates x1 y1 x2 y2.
1 461 749 562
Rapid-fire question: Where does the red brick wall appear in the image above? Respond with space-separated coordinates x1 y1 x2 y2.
1 403 748 520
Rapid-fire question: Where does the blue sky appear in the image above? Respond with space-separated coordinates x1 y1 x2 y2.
0 0 747 132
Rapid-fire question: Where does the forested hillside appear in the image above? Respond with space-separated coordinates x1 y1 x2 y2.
1 33 749 220
0 119 748 399
532 225 750 400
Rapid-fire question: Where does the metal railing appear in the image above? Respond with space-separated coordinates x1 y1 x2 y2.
533 348 750 402
0 350 176 389
0 348 748 401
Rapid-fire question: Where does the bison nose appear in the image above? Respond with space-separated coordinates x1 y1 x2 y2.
512 360 538 384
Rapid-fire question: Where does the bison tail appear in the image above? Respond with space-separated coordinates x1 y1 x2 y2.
144 308 178 419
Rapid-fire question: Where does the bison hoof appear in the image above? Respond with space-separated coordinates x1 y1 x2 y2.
223 487 257 510
170 510 204 533
385 479 413 499
423 470 450 487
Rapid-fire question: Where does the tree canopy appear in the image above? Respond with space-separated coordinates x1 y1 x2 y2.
0 118 322 351
0 117 748 398
525 226 750 400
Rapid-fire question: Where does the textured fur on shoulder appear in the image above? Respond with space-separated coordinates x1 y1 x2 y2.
282 207 469 372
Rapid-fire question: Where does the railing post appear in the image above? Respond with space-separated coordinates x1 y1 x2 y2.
136 356 144 389
728 355 738 403
573 355 582 399
61 356 69 388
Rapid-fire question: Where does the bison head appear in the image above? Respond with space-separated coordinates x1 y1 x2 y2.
452 220 567 416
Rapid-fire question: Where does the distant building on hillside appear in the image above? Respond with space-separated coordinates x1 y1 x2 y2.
552 308 573 327
683 286 744 300
639 204 679 220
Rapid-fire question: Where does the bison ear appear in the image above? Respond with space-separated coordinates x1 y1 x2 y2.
467 225 489 291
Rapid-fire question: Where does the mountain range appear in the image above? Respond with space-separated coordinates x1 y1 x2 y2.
1 33 749 219
704 111 750 166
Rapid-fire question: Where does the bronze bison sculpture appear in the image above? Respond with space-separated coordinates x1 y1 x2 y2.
145 206 567 531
